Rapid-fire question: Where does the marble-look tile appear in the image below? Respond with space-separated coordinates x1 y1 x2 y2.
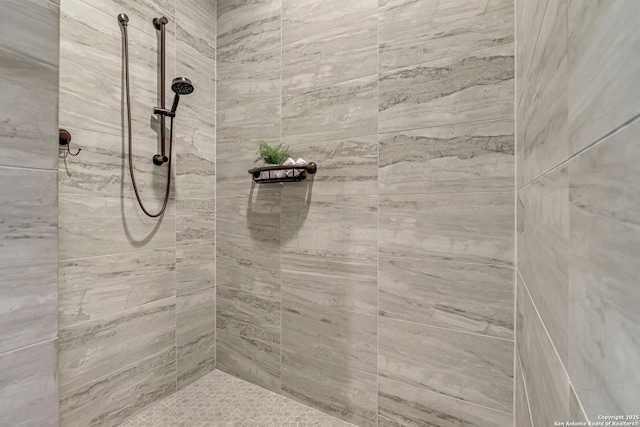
378 378 513 427
516 275 570 426
379 317 514 413
379 192 514 265
176 242 216 295
568 119 640 418
379 44 514 134
380 257 513 339
515 353 533 427
176 197 216 246
217 98 282 145
569 384 588 423
283 135 378 196
217 240 281 298
58 193 175 260
520 0 569 185
516 89 525 190
216 193 281 246
217 287 281 344
282 249 377 315
0 339 58 427
217 0 281 64
281 190 378 255
217 49 281 110
515 0 548 105
58 297 175 394
379 119 514 194
0 48 58 171
217 330 281 393
282 348 378 427
282 75 378 143
568 0 640 153
282 300 377 374
59 248 175 327
177 287 216 389
282 0 376 45
379 0 514 72
282 15 377 94
0 168 57 355
0 0 60 66
179 0 216 21
517 165 569 364
59 348 176 427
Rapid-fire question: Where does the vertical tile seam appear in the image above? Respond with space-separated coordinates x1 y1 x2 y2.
513 0 519 423
279 0 284 394
174 0 179 393
376 3 381 425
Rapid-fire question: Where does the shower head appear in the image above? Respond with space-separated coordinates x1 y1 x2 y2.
118 13 129 26
171 77 194 95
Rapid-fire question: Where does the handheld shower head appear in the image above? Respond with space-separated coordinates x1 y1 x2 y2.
118 13 129 26
170 77 194 113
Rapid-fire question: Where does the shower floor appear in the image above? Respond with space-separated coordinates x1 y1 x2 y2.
118 370 356 427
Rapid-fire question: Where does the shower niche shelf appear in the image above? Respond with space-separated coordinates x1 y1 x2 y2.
248 162 317 184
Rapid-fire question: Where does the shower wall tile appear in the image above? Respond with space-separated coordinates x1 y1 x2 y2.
379 317 514 413
281 349 378 427
217 49 281 110
282 15 378 94
0 168 58 355
217 97 282 145
515 354 533 427
517 165 569 365
216 287 281 344
59 348 176 427
283 135 378 196
379 44 514 134
379 192 514 265
568 0 640 153
216 194 281 246
569 385 588 423
282 300 377 374
515 0 548 104
520 0 568 185
58 297 176 394
282 249 377 315
379 257 514 339
176 242 216 295
568 120 640 418
176 198 216 245
281 191 378 255
176 286 216 389
59 248 176 327
282 0 376 45
0 48 58 171
378 378 513 427
0 340 58 427
516 276 570 426
379 119 515 194
378 0 514 72
217 0 281 64
58 194 175 260
282 75 378 143
216 329 281 393
217 240 281 298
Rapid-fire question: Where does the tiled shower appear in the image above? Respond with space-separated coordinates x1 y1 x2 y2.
0 0 638 426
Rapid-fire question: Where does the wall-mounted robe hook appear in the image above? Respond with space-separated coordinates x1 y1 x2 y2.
59 128 81 156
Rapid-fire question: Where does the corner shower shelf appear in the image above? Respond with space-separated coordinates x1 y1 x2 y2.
248 162 317 184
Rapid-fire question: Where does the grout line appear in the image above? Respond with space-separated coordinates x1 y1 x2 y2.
0 164 58 174
58 244 182 263
0 337 57 359
279 0 284 394
376 6 381 424
516 351 536 427
380 315 515 342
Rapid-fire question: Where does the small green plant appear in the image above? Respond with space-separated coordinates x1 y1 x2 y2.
254 141 291 165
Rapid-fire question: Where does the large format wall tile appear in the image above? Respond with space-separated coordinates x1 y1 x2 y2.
378 378 512 427
282 75 378 143
379 0 514 72
176 198 216 245
282 300 377 374
176 242 216 295
282 0 376 45
515 0 549 104
217 287 281 344
282 349 378 427
58 297 175 394
217 194 280 246
282 249 377 315
568 0 640 153
282 15 377 94
515 353 533 427
59 248 175 327
379 317 514 413
380 192 514 265
379 257 514 339
379 119 514 194
59 348 176 427
568 119 640 418
217 240 280 298
0 340 58 427
0 168 57 355
517 166 569 364
379 44 514 134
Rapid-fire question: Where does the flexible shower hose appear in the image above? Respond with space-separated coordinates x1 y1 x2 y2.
122 23 173 218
